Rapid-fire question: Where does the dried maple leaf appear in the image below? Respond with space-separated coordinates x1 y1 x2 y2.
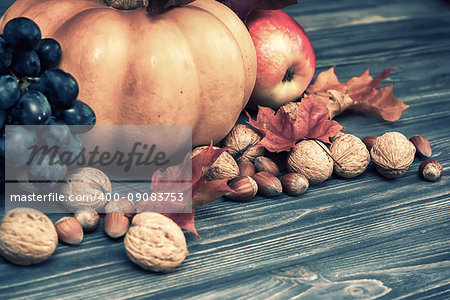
247 95 343 152
138 143 232 236
218 0 297 20
306 67 408 121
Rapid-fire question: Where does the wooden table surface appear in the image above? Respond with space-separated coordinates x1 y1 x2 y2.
1 0 449 299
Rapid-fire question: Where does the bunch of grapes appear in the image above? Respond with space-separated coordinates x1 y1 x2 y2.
0 17 96 185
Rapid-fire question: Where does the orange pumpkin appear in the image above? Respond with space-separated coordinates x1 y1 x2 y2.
0 0 256 149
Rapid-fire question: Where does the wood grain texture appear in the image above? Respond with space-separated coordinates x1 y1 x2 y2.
1 0 449 299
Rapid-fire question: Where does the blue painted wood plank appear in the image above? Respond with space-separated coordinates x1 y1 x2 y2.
1 0 449 299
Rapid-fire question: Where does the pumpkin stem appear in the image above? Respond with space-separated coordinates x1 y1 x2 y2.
103 0 195 13
103 0 148 10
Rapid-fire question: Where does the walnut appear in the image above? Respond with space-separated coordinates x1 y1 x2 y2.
0 208 58 265
59 167 112 212
192 146 239 181
287 139 333 184
370 132 416 178
15 164 67 193
330 133 370 178
124 212 188 272
221 124 265 163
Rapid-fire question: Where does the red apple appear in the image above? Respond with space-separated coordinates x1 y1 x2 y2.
246 9 316 109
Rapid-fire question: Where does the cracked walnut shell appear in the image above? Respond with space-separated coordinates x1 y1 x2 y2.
330 134 370 178
0 208 58 265
221 124 265 163
124 212 188 272
192 146 239 181
287 140 333 184
59 167 112 212
370 132 416 178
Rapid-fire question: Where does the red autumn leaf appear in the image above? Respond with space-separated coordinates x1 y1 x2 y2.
247 95 343 152
306 67 408 121
138 142 232 235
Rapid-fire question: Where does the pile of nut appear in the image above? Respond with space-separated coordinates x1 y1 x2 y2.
0 167 188 272
203 124 443 203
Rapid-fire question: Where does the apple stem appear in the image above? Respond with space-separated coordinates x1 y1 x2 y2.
282 68 295 83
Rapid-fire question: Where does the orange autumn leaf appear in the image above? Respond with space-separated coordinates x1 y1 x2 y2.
247 95 343 152
306 67 408 121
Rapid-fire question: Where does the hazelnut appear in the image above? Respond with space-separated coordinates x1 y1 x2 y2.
254 156 280 177
73 208 100 232
238 162 255 177
330 134 370 178
409 135 432 158
0 208 58 265
124 212 188 272
104 213 130 238
221 124 265 163
192 146 239 181
59 167 112 213
362 136 378 151
281 173 309 196
419 159 443 182
371 132 416 178
252 171 282 197
55 217 84 245
225 176 258 201
105 197 135 218
287 140 333 184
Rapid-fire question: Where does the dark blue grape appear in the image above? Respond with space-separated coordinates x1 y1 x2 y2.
40 118 71 148
0 75 20 110
0 133 5 161
3 17 41 51
14 90 51 125
0 110 6 128
27 151 63 182
28 80 42 92
40 68 79 107
57 100 96 133
4 126 38 167
36 38 61 71
0 41 12 72
11 50 41 77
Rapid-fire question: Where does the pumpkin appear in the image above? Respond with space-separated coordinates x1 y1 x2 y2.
0 0 257 151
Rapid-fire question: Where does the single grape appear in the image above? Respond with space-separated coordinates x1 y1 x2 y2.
57 100 96 133
40 68 79 107
14 90 52 125
27 151 63 182
11 50 41 77
4 125 38 167
36 38 62 71
2 17 41 50
0 41 12 72
40 118 71 148
0 75 20 110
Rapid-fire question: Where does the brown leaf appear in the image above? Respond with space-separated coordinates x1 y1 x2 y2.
138 143 232 235
306 67 408 121
163 212 199 236
255 0 298 10
247 95 343 152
